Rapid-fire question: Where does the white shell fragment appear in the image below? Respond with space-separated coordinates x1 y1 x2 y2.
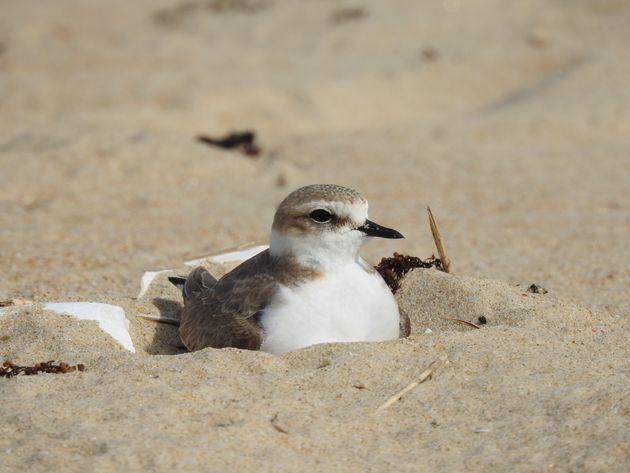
44 302 135 352
184 244 268 267
137 269 173 299
137 244 269 300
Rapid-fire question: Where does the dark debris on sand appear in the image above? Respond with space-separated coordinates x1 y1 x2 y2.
526 283 548 294
375 252 444 294
197 130 261 157
1 360 85 378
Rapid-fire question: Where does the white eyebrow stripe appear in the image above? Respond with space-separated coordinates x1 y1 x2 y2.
326 201 368 227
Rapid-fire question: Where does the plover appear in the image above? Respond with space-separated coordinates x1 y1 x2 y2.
170 184 409 355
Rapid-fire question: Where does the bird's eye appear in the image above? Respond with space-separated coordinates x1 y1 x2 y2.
309 209 332 223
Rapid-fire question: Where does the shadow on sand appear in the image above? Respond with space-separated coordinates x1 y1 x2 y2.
145 298 188 355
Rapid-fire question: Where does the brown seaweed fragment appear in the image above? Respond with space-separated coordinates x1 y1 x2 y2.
374 252 443 294
1 360 85 378
527 284 548 294
330 7 367 25
197 131 261 157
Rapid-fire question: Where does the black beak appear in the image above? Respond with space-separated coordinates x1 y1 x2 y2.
357 219 404 239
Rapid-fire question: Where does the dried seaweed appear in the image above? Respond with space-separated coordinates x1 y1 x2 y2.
374 252 443 294
197 131 261 157
527 284 548 294
1 360 85 378
330 7 367 25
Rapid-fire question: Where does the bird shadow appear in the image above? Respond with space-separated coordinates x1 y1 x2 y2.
145 298 188 355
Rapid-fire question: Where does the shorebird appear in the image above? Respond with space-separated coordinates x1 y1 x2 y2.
170 184 409 355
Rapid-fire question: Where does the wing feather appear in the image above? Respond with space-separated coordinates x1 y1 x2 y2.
179 251 279 351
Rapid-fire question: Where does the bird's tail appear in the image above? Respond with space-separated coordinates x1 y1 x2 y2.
167 276 187 292
168 267 217 301
136 313 180 326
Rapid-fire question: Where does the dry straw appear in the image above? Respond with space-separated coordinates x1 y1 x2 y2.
444 318 481 329
375 355 448 413
427 207 451 273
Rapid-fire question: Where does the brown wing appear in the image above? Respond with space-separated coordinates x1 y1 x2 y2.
179 251 280 351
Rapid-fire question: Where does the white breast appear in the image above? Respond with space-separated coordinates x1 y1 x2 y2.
259 262 400 355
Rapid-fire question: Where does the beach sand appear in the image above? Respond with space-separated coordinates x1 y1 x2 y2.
1 1 628 471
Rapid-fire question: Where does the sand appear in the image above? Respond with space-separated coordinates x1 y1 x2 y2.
1 0 629 471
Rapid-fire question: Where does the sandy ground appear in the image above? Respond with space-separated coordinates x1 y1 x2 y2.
1 1 629 471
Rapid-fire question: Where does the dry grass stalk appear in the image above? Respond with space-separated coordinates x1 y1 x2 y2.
445 318 481 329
375 356 447 413
137 313 181 326
427 206 451 273
270 414 288 434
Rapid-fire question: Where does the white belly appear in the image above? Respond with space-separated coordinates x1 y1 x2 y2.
259 263 401 355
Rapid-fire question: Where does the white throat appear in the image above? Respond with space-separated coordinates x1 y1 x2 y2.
269 229 366 271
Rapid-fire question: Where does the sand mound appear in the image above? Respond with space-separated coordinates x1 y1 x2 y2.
1 305 128 363
0 270 626 472
399 269 595 334
0 264 604 363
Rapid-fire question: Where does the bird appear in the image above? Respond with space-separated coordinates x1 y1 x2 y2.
169 184 409 355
